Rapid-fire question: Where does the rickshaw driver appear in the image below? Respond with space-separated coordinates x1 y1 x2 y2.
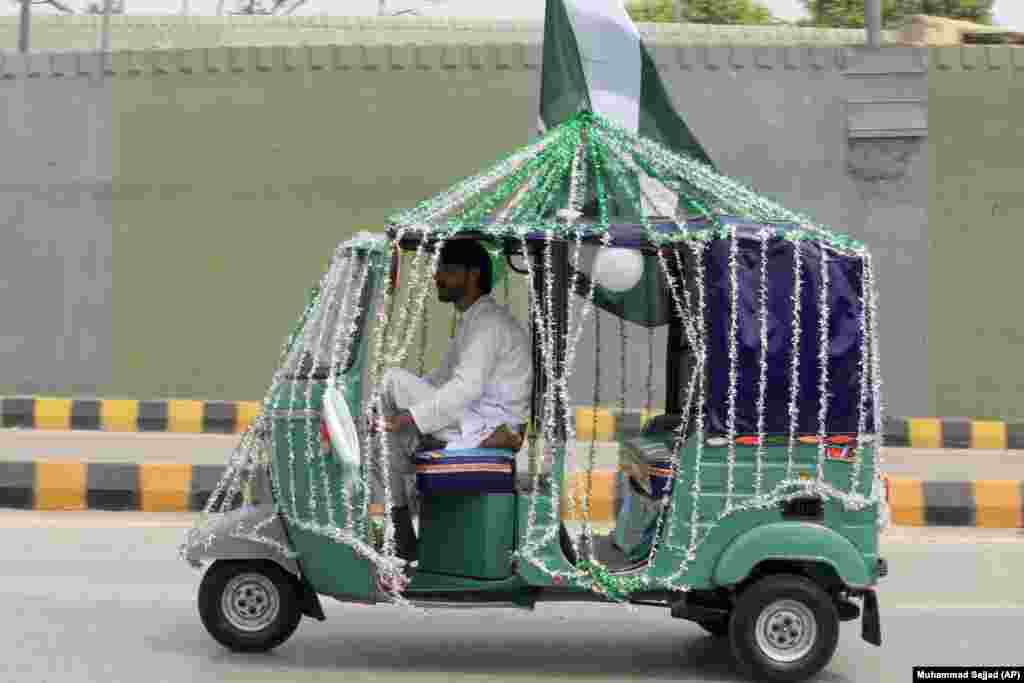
371 239 533 562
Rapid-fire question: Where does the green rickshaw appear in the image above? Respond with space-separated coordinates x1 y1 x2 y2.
182 111 888 683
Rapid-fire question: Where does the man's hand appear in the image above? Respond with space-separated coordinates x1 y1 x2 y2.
478 424 524 450
379 410 419 433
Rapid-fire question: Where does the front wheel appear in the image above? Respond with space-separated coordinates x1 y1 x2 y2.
198 560 303 653
728 574 840 683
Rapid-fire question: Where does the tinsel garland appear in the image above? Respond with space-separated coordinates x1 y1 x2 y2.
785 239 803 482
303 257 350 521
852 251 871 497
359 226 416 595
323 256 360 528
334 258 373 531
755 227 770 497
816 245 831 484
518 232 563 565
663 239 711 591
724 225 740 513
866 253 889 528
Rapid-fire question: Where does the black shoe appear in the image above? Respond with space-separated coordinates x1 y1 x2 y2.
392 506 418 563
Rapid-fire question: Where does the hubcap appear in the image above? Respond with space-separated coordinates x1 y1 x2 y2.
754 599 817 664
221 573 281 633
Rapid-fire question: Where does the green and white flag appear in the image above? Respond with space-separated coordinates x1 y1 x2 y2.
540 0 714 170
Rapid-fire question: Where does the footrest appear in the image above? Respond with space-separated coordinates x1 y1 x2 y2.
620 435 676 499
415 448 517 495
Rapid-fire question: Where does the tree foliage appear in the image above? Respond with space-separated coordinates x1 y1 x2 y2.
627 0 776 26
799 0 994 28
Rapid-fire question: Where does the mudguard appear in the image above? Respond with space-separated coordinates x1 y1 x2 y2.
712 522 872 589
182 504 301 578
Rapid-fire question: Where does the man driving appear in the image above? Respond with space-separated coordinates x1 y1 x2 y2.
371 239 532 562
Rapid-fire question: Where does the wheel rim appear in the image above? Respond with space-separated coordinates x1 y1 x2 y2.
221 572 281 633
754 598 818 664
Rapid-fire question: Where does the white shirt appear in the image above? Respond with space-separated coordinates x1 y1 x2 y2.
408 295 533 450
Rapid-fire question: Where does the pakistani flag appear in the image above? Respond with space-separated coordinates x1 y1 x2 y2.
540 0 715 170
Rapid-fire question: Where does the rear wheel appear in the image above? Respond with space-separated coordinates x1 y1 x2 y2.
728 574 839 683
198 560 303 653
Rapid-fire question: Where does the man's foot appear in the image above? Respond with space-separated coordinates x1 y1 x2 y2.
392 506 418 563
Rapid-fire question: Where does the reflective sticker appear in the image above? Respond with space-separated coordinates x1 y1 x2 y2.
826 446 855 463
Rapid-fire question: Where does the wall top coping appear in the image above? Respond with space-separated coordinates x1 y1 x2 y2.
0 44 1018 80
0 15 901 47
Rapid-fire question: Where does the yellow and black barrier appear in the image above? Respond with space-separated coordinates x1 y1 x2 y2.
3 397 1023 449
1 459 1021 527
0 461 231 512
0 397 261 434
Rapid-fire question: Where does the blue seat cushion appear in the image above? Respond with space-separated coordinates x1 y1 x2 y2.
415 448 517 495
647 460 675 499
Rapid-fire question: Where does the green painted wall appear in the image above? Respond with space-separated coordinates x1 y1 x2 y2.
109 47 538 400
928 46 1024 420
4 31 1023 419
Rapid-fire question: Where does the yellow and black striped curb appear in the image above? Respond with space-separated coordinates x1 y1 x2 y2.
3 398 1023 449
884 477 1024 528
1 460 1021 528
0 397 260 434
880 417 1024 450
575 410 1024 450
0 461 235 512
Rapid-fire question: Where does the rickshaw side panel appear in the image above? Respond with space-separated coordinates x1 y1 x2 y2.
285 525 378 603
647 440 882 590
270 378 378 602
710 521 872 589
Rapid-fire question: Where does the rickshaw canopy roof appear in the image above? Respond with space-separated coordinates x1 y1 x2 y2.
385 110 868 259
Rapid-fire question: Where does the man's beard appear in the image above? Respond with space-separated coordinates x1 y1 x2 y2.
437 285 463 303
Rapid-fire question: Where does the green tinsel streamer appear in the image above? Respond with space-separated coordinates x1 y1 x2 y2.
575 559 648 602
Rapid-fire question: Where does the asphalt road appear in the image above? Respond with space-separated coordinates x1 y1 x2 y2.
2 511 1023 683
4 429 1024 481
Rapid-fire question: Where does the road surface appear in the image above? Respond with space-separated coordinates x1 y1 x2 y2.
2 511 1022 683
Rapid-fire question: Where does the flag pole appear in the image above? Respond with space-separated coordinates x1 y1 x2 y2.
672 1 685 23
99 0 112 72
865 0 882 48
18 0 30 53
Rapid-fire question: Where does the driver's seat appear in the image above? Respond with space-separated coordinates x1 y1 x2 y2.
410 428 523 580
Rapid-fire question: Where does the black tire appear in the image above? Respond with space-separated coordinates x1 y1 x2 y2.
198 560 303 653
697 618 730 638
728 574 840 683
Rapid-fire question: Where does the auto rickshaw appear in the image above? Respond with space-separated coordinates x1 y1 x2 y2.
181 110 888 683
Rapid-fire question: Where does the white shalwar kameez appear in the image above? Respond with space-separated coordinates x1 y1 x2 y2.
372 295 532 509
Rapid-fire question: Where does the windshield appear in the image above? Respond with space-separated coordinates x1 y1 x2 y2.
281 247 378 379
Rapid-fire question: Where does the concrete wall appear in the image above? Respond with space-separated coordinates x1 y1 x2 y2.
0 44 543 402
0 32 1019 420
0 54 113 397
928 46 1024 419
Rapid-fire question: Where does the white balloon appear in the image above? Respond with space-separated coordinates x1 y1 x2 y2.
592 247 644 293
